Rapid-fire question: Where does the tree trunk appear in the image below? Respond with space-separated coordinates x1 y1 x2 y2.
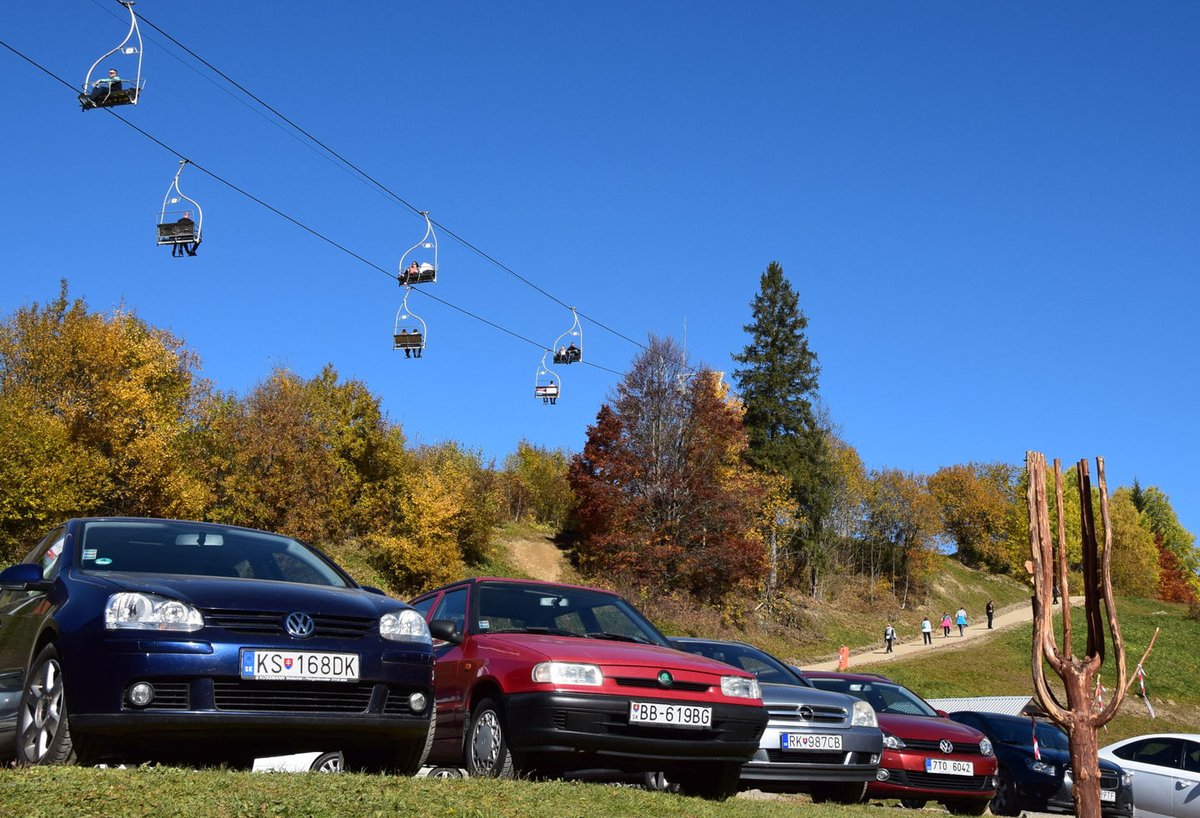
1062 671 1103 818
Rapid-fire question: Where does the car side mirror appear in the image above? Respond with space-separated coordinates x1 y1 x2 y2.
429 619 463 645
0 563 54 592
936 709 949 718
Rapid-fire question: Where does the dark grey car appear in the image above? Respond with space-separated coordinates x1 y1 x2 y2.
671 638 883 803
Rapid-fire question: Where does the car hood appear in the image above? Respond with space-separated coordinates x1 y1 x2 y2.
759 681 859 709
89 571 402 617
475 633 752 677
879 712 985 743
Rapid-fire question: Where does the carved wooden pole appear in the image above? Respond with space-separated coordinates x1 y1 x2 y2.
1026 452 1127 818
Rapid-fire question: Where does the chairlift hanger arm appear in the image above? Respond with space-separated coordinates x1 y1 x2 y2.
83 0 143 98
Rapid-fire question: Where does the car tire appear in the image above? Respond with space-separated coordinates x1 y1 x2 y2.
464 698 515 778
643 771 679 793
811 781 868 804
943 799 991 816
674 761 742 801
309 751 344 773
899 799 928 809
16 644 92 766
990 769 1020 816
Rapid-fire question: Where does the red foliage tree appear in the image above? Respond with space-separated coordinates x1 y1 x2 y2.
1156 538 1198 604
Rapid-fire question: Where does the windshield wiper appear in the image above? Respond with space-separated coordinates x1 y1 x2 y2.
489 626 580 637
585 631 654 644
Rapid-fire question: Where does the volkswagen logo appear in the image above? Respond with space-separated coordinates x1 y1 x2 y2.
798 705 815 721
285 612 316 639
657 670 674 688
939 739 954 754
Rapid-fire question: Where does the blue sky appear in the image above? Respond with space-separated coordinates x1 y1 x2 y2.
2 2 1197 537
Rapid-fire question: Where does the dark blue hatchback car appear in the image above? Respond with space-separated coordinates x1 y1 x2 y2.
0 518 435 770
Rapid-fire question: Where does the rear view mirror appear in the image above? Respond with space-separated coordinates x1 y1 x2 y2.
0 563 54 592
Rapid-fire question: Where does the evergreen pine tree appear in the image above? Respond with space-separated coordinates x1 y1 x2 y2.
733 261 833 595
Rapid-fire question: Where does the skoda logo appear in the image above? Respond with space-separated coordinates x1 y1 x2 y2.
285 612 316 639
657 670 673 688
798 705 815 721
939 739 954 754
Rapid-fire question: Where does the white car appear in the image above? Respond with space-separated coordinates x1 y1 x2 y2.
1099 734 1200 818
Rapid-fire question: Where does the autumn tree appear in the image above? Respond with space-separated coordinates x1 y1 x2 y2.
733 261 833 595
928 462 1021 573
0 282 207 560
568 337 770 603
1131 484 1200 601
503 440 575 528
860 468 939 605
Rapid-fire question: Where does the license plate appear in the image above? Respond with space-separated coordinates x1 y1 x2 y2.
925 758 974 776
240 650 359 682
1100 790 1117 803
629 701 712 728
781 733 843 751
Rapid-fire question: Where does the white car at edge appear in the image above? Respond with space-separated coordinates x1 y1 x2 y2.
1099 733 1200 818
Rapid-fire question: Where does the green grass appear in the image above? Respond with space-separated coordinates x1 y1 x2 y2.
0 768 882 818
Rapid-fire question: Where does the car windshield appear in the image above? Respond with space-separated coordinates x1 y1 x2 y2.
78 520 351 587
674 641 807 686
474 583 670 646
810 677 937 717
981 717 1070 750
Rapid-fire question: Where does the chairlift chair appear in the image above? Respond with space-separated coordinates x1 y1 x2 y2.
551 308 583 364
392 288 427 357
80 1 145 110
398 211 438 285
534 353 559 405
156 160 203 251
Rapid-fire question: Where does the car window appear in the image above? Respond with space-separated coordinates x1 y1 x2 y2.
1115 738 1184 769
78 520 350 587
677 642 801 685
410 595 437 619
431 588 468 636
473 583 669 645
32 527 66 580
1183 741 1200 774
809 678 936 717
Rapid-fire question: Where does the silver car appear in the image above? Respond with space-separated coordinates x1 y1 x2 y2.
671 638 882 803
1099 733 1200 818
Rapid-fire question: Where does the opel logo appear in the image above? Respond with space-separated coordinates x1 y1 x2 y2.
285 612 316 639
657 670 673 688
939 739 954 754
798 705 815 721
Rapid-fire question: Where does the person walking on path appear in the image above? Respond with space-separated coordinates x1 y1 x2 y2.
941 612 952 637
883 623 896 653
986 600 995 629
921 617 932 645
955 607 968 636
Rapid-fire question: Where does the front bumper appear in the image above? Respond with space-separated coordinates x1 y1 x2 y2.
504 691 766 770
740 724 882 788
868 749 998 802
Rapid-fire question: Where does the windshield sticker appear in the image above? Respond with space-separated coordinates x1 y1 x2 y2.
479 620 490 630
95 558 113 566
82 549 98 561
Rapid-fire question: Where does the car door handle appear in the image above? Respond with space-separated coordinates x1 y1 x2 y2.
1178 781 1189 790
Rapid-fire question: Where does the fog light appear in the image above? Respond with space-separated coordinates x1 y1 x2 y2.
877 769 890 782
409 692 427 712
129 682 155 707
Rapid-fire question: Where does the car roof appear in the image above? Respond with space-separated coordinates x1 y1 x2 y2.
1103 733 1200 746
804 670 895 683
413 576 622 599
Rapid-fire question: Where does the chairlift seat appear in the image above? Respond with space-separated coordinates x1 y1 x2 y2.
79 86 139 110
156 222 199 245
400 267 438 286
534 385 559 398
393 333 424 350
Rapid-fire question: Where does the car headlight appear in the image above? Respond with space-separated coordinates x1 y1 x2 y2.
105 592 203 632
1121 771 1133 787
851 700 878 727
531 662 603 686
1025 757 1056 776
980 737 994 757
380 609 431 642
720 675 761 699
1063 767 1073 784
882 731 906 750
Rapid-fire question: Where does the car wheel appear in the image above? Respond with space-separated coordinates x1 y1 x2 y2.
674 761 742 801
643 771 679 793
811 781 868 804
464 698 515 778
990 770 1020 816
944 799 991 816
427 766 465 779
309 751 344 773
899 799 928 809
16 644 89 766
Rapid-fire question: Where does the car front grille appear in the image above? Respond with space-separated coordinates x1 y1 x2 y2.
613 677 711 693
891 770 994 791
1100 771 1119 790
213 680 375 713
767 703 847 724
766 749 849 764
903 738 984 755
199 609 375 639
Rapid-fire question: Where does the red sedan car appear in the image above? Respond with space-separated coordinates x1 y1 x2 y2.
409 578 768 799
805 671 998 815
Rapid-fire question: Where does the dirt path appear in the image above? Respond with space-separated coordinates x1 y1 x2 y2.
506 533 567 583
803 597 1083 672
